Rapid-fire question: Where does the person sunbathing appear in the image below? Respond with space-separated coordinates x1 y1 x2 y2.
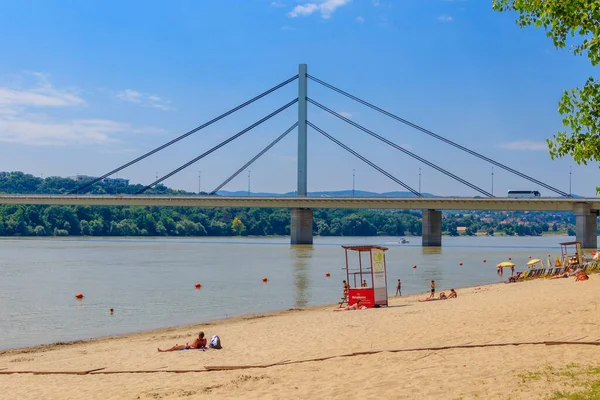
576 272 589 281
334 299 367 311
158 331 207 352
420 293 447 302
447 289 457 299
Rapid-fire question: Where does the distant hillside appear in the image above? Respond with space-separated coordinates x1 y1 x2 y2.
216 190 436 197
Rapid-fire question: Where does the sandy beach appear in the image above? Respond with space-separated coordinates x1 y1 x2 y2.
2 275 600 400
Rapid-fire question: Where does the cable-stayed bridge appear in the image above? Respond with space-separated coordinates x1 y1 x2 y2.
1 65 597 248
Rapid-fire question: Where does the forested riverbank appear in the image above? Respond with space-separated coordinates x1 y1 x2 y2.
0 171 580 237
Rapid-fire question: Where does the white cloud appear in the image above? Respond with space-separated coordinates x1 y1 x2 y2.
116 89 172 111
0 116 163 146
499 140 548 151
0 72 85 115
288 0 351 19
270 1 285 7
0 72 165 146
437 14 454 22
338 111 352 119
372 0 380 5
356 16 365 23
116 89 143 104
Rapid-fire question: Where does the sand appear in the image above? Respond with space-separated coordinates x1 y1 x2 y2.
2 275 600 400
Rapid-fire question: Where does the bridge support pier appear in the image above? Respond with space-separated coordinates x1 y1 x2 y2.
291 208 313 245
422 209 442 247
573 203 598 249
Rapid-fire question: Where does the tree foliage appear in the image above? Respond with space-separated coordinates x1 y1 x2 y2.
492 0 600 188
0 171 578 237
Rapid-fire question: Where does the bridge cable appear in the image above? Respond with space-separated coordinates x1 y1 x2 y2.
136 98 298 194
210 122 298 195
306 121 423 197
307 98 494 198
307 74 570 198
71 75 299 194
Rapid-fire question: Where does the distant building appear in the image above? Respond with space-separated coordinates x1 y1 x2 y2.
70 174 99 182
69 175 129 185
104 177 130 185
457 226 467 232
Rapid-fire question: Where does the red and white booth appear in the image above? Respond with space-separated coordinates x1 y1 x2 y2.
342 245 389 308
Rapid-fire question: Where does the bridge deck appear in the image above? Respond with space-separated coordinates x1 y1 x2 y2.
0 195 598 211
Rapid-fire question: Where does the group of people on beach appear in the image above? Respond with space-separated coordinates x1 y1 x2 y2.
340 278 457 309
549 266 589 281
421 280 457 301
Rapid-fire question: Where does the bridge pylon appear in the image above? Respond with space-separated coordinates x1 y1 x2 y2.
291 63 313 245
574 203 598 249
422 209 442 247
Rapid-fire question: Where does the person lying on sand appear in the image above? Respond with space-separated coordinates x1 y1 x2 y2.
420 293 447 302
420 289 456 301
334 299 367 311
569 267 581 277
158 331 207 352
575 272 589 282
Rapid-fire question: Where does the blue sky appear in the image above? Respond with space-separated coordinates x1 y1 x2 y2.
0 0 597 196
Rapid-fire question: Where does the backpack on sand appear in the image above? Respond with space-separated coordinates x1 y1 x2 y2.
209 335 222 349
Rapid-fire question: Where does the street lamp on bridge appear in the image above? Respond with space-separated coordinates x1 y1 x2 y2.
248 170 251 196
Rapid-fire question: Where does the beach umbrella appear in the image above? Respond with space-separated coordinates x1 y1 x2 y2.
526 259 543 269
496 262 515 268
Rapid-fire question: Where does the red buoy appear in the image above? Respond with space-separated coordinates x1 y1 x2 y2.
194 283 201 289
262 277 268 282
529 256 532 259
325 272 331 277
75 293 84 299
483 259 487 263
508 257 512 261
412 265 417 269
459 262 463 266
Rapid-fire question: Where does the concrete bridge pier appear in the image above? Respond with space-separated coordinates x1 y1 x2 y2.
573 203 598 249
291 208 313 245
291 64 312 245
422 209 442 247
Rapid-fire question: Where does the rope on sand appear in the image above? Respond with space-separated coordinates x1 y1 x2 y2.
2 339 600 375
0 367 106 375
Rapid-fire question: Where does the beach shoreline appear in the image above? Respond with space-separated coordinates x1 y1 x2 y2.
0 302 335 355
3 275 600 399
0 280 495 355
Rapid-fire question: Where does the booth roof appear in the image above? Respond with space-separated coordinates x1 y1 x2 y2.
559 241 581 246
341 245 389 252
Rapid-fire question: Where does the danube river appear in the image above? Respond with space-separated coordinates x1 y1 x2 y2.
0 235 577 350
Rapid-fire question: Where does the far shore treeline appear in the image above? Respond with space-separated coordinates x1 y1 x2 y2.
0 171 581 237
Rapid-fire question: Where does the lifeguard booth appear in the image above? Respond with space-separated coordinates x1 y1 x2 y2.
560 241 582 266
342 245 389 308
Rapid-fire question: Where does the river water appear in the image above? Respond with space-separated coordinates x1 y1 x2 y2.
0 235 579 350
